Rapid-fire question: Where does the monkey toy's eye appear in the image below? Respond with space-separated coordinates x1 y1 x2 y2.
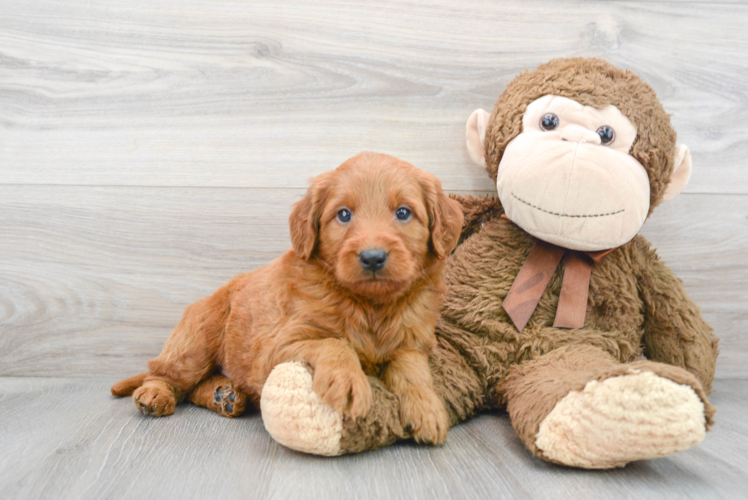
337 208 352 224
540 113 559 131
597 125 615 145
395 206 412 222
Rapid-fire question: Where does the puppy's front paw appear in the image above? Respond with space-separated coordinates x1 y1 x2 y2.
313 365 373 418
400 391 450 445
133 380 177 417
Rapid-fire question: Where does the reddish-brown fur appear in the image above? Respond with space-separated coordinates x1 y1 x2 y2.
112 152 463 443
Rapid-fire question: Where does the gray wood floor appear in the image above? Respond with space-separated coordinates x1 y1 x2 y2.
0 378 746 500
1 0 747 498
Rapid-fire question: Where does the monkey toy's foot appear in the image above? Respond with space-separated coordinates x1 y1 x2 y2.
261 362 408 456
535 370 709 469
261 362 345 455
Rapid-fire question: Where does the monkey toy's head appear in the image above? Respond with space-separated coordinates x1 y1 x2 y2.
466 58 692 251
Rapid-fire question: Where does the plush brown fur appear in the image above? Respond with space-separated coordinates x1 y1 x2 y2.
111 152 463 444
324 59 719 464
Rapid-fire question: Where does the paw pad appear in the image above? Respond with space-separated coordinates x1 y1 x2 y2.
213 383 244 417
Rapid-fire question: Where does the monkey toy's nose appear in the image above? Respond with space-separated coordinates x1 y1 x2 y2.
561 125 601 145
359 249 388 273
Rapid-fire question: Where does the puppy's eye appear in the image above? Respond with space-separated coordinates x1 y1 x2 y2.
596 125 615 145
337 208 352 224
395 206 412 222
540 113 559 131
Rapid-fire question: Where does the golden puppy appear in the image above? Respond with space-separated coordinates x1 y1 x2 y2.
111 152 463 444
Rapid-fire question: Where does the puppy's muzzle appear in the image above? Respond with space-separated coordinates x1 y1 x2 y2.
359 248 388 273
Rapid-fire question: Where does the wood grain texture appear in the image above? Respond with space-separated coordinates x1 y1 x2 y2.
0 377 746 500
0 0 746 497
1 0 747 193
0 186 745 379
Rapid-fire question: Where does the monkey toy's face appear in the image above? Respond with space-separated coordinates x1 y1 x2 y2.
467 80 692 253
497 95 648 251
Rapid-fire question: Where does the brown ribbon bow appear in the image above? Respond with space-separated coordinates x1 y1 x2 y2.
502 238 616 332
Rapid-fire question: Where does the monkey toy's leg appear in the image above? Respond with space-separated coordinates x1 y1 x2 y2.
188 374 250 418
499 344 715 469
260 336 485 456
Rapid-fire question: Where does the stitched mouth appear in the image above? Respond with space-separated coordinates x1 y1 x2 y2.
511 193 624 218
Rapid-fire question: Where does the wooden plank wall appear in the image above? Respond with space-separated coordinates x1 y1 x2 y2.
1 0 746 379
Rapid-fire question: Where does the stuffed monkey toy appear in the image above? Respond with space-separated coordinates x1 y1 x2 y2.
207 58 720 469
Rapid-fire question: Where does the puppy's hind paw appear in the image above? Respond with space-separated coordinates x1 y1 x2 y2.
212 381 247 418
133 380 177 417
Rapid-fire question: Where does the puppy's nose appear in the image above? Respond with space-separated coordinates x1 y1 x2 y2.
359 249 388 273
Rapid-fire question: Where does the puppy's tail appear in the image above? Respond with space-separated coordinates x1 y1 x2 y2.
111 372 149 396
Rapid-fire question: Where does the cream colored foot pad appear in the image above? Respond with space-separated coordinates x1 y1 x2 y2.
261 361 344 456
536 371 706 469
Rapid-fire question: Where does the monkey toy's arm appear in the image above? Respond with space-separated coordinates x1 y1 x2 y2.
636 239 719 393
449 194 504 244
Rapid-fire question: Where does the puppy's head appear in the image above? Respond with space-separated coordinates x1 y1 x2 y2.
290 152 463 301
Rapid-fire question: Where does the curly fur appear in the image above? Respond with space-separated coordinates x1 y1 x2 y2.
112 152 463 443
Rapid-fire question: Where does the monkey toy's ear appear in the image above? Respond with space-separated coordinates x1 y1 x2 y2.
662 145 693 202
466 109 491 168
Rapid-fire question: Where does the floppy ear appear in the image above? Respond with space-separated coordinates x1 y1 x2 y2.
419 171 464 259
289 172 332 260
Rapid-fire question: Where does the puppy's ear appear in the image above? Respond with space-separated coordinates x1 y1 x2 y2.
418 171 464 259
290 172 332 260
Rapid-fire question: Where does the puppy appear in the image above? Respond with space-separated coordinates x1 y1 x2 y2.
111 152 463 444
